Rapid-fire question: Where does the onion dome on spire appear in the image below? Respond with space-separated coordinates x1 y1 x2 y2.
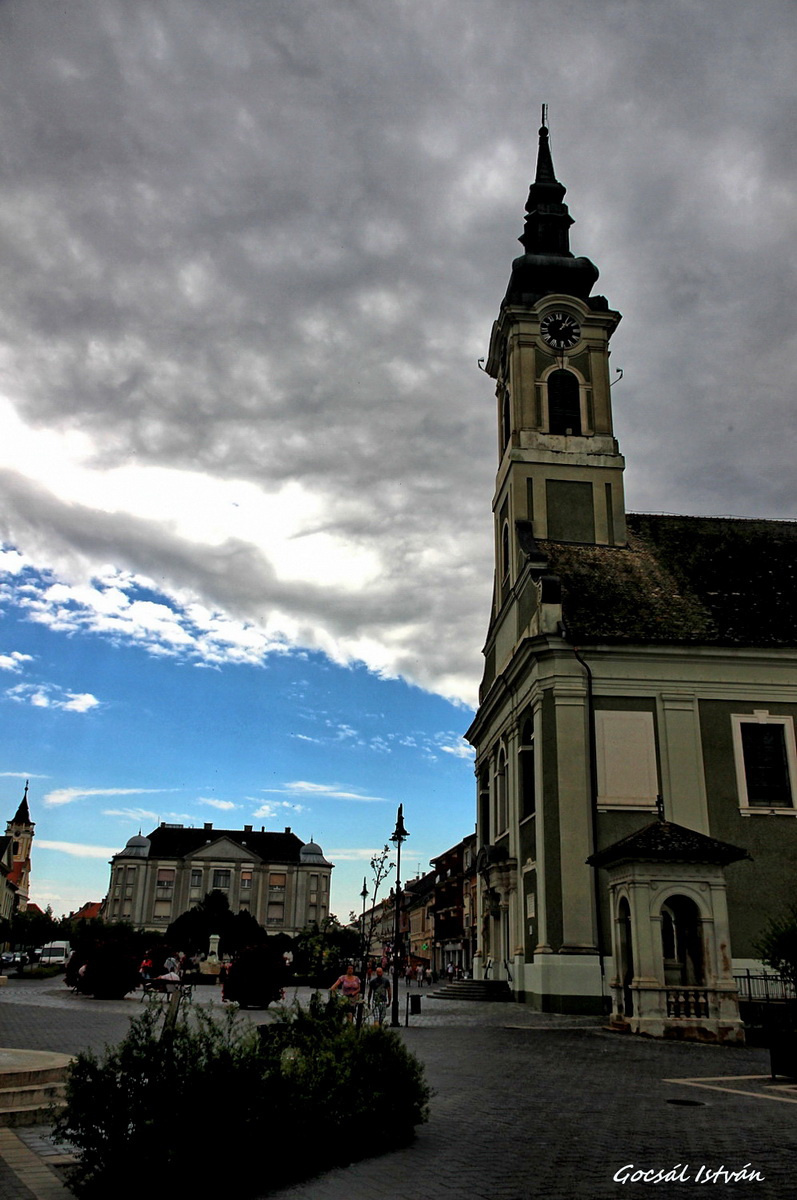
503 111 601 307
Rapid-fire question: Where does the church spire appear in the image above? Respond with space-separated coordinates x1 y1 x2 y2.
505 110 599 305
11 780 32 828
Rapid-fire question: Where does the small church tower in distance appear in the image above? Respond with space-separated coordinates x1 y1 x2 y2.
6 781 34 912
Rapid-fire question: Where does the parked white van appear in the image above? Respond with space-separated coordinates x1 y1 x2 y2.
39 942 71 968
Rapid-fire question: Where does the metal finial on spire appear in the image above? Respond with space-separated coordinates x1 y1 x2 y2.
541 102 548 129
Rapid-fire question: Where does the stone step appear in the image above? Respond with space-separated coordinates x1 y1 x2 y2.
0 1082 67 1112
0 1098 67 1127
0 1050 72 1126
0 1065 69 1089
429 980 513 1002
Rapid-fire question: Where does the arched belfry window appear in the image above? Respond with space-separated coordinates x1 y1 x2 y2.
519 718 535 818
500 523 511 603
547 369 581 436
501 390 511 453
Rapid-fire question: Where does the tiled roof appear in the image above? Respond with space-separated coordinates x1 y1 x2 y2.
588 819 750 868
133 825 306 863
540 513 797 647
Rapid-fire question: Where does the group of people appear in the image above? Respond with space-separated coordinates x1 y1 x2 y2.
406 963 435 987
330 963 393 1023
139 951 198 989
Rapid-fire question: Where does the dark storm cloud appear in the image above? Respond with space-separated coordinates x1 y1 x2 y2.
0 0 795 701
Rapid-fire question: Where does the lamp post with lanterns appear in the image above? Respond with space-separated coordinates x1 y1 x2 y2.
389 804 408 1028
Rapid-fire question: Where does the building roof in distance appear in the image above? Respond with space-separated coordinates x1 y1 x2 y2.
115 823 313 865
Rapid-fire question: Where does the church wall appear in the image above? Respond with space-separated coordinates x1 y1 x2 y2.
699 698 797 959
540 687 563 952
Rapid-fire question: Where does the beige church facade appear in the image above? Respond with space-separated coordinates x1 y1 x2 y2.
466 122 797 1040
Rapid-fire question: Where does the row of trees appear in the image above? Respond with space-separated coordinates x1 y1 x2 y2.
0 904 74 955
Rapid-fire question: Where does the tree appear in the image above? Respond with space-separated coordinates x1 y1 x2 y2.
352 845 395 967
756 903 797 987
294 915 359 979
10 906 58 952
166 890 236 956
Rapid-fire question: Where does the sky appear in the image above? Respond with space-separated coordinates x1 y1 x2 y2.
0 0 796 922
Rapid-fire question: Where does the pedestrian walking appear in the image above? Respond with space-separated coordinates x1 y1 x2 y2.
330 963 361 1022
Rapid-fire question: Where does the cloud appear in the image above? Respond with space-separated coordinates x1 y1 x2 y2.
43 786 175 807
327 847 392 862
5 682 100 712
0 651 33 673
251 801 307 819
102 807 160 823
436 735 476 761
0 1 793 709
198 797 237 811
260 781 390 803
37 839 118 859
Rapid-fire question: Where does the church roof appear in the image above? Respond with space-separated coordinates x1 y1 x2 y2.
588 819 751 868
539 512 797 648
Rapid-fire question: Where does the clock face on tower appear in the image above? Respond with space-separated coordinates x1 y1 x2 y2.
540 311 581 351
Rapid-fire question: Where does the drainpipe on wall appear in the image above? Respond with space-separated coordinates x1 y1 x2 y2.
569 639 610 1016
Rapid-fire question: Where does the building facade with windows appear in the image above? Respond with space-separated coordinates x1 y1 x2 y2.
103 822 333 935
431 835 477 977
465 121 797 1039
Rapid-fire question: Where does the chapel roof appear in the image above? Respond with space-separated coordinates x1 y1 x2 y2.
588 819 751 868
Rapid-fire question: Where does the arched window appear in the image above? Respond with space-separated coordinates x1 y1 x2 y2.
495 749 508 834
501 390 511 453
661 895 705 987
478 768 490 843
547 369 581 435
519 718 535 818
500 523 511 603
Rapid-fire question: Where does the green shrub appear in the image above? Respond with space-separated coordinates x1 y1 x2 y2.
756 903 797 988
55 997 430 1197
222 943 285 1008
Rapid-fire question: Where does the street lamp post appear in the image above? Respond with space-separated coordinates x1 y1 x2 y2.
389 804 408 1028
359 876 369 979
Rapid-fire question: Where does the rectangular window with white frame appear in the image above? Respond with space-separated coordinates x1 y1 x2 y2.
732 712 797 812
595 709 658 809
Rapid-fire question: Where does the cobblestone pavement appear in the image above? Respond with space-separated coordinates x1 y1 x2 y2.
2 977 797 1198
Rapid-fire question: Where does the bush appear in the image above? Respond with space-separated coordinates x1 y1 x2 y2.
55 997 430 1197
222 944 284 1008
756 903 797 988
74 943 140 999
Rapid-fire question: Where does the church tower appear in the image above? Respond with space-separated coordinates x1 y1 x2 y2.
485 115 625 622
6 781 34 911
467 117 626 1010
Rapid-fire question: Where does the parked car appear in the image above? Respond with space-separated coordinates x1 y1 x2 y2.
39 942 71 969
1 952 29 970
